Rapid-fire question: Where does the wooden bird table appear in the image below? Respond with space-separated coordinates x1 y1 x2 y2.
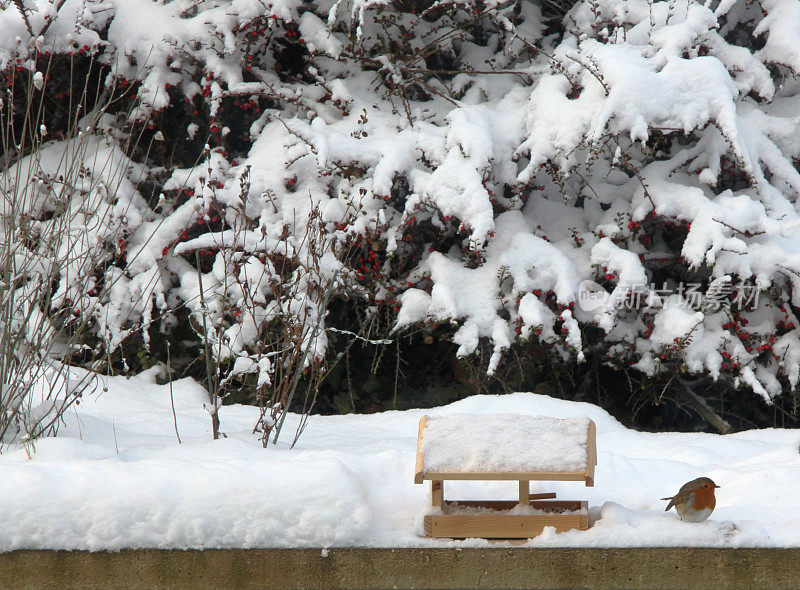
414 413 596 539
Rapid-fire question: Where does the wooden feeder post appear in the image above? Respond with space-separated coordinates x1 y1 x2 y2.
431 481 443 507
414 413 597 540
519 480 530 506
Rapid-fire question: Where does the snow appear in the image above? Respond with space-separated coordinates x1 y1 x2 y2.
2 0 800 550
2 369 800 550
421 414 591 474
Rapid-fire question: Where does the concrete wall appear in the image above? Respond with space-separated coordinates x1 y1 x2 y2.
2 548 799 589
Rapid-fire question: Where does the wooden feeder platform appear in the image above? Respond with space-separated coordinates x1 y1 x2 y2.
414 413 596 539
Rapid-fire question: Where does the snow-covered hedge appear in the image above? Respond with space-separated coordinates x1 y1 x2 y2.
2 0 800 421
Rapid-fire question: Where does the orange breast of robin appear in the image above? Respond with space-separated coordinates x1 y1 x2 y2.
692 487 716 511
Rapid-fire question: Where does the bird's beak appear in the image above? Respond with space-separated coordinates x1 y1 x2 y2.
714 485 721 488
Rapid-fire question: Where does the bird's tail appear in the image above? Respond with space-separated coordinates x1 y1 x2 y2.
661 496 675 511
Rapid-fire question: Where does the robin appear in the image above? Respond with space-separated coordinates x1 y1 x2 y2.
661 477 720 522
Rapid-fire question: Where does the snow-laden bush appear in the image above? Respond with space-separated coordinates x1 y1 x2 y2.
0 64 146 443
2 0 800 435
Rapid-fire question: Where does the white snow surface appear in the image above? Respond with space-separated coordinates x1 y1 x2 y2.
2 368 800 550
421 414 590 474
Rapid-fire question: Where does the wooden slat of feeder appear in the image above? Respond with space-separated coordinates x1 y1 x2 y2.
441 499 582 512
414 414 596 486
529 492 557 500
585 420 597 487
427 471 590 481
424 501 590 539
413 416 427 484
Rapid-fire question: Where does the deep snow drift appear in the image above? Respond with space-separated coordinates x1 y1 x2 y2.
1 368 799 551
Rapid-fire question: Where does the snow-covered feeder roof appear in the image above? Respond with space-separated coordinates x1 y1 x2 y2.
414 414 596 486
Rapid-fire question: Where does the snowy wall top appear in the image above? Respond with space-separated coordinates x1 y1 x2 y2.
414 414 596 486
